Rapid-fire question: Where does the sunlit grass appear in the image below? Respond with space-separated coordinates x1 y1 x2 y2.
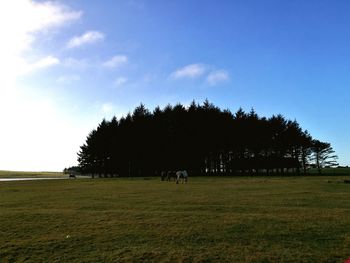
1 176 350 262
0 170 64 178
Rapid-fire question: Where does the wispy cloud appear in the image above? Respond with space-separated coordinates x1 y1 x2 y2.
28 55 59 72
0 0 81 81
102 55 128 68
96 102 129 120
206 70 229 86
66 31 104 49
0 1 84 171
101 102 114 114
114 77 128 87
62 57 89 70
57 74 80 83
170 63 229 86
170 64 206 79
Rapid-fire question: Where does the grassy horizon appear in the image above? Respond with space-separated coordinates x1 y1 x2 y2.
0 170 64 178
1 167 349 179
1 176 350 262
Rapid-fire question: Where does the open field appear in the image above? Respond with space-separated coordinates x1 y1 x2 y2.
308 167 350 176
0 170 65 179
1 176 350 262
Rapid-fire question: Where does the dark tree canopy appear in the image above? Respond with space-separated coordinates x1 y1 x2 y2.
311 140 339 173
78 101 337 177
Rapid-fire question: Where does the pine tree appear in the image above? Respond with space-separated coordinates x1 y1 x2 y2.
311 140 338 174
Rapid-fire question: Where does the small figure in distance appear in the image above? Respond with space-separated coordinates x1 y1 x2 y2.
167 171 176 182
176 170 188 184
160 171 166 181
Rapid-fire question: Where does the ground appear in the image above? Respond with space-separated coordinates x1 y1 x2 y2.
0 170 64 179
1 176 350 262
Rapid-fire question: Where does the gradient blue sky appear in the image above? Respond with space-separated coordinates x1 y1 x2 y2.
0 0 349 171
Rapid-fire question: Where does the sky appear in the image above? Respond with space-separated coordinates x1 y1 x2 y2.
0 0 349 171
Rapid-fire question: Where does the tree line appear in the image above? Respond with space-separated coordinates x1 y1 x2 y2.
77 100 338 177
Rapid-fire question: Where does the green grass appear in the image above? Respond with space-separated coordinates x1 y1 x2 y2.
308 167 350 175
0 170 64 178
1 176 350 262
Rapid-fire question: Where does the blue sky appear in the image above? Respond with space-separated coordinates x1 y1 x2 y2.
0 0 349 171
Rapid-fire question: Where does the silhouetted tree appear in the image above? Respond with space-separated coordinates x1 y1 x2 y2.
311 140 338 174
77 101 332 177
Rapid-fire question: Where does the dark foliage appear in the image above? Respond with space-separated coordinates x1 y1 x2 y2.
77 100 337 176
63 166 81 175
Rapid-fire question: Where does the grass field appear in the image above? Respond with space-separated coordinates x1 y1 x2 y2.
309 167 350 175
0 170 65 179
1 176 350 262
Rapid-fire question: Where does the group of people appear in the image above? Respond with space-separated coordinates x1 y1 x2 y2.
160 170 188 184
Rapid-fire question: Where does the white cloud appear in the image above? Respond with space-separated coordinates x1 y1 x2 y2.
28 55 60 73
0 0 81 81
114 77 128 87
170 64 206 79
102 55 128 68
66 31 104 49
206 70 229 86
0 1 85 171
